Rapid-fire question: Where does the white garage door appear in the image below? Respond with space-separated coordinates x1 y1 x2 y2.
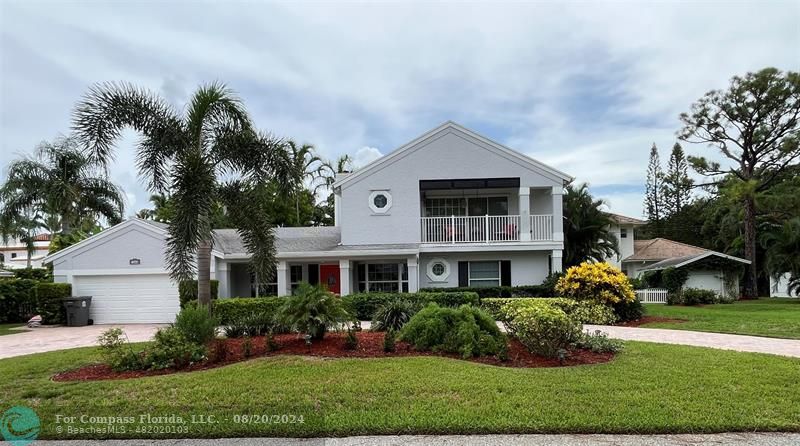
73 274 180 324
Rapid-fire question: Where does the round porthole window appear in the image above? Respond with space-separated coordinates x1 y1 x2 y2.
426 258 450 282
368 190 392 214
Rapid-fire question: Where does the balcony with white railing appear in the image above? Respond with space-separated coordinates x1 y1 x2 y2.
420 214 554 244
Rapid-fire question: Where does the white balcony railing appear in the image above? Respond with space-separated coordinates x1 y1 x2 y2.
421 215 521 243
530 214 554 241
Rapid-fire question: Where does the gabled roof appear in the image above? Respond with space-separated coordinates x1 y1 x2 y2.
606 213 647 226
333 121 573 190
624 238 708 262
641 251 750 271
43 218 168 264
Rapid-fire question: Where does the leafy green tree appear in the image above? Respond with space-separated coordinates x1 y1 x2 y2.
562 183 619 268
72 82 291 307
643 143 665 236
0 136 124 238
761 217 800 296
679 67 799 298
662 143 693 216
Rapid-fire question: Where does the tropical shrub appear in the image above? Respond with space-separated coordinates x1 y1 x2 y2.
662 267 690 294
97 328 145 371
342 291 479 320
214 297 284 325
277 283 352 340
344 328 358 350
612 298 644 322
399 304 504 359
383 329 396 353
146 326 206 370
681 288 719 306
179 280 219 308
173 304 219 345
574 330 624 354
556 262 636 305
483 298 616 325
371 299 419 332
418 285 550 299
34 282 70 324
242 336 253 358
501 301 581 358
0 278 37 323
12 268 52 282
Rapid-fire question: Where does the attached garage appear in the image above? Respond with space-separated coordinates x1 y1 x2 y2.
73 274 179 324
44 219 185 324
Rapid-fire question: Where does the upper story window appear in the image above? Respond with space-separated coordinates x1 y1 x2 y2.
620 228 628 239
11 253 17 259
368 190 392 214
424 196 508 217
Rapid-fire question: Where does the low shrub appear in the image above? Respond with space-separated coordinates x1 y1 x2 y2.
34 282 70 324
501 301 581 358
214 297 284 325
371 299 419 332
242 336 253 358
146 326 206 370
0 278 37 323
344 328 358 350
277 283 353 340
483 298 617 325
178 280 219 308
173 304 219 345
343 291 479 320
399 304 504 359
97 328 145 371
383 329 396 353
556 262 636 305
574 330 624 354
682 288 719 306
612 298 645 322
666 292 683 306
418 285 550 299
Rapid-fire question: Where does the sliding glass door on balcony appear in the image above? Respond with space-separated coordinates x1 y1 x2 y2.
424 197 508 217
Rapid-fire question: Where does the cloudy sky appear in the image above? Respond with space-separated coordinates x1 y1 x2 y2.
1 1 797 218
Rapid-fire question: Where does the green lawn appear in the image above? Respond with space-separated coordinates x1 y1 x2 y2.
0 323 27 336
643 298 800 339
1 342 798 439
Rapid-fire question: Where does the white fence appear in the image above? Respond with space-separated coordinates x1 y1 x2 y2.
636 288 669 304
421 215 521 243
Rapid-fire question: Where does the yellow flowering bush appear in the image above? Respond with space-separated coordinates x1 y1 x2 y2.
555 262 635 305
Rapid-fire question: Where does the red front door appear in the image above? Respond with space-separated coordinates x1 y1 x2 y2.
319 264 341 295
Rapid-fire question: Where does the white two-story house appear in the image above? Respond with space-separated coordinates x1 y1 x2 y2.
44 122 572 323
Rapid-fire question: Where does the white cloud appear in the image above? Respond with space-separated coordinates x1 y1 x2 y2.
353 146 383 168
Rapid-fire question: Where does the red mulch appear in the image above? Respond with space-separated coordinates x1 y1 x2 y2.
616 316 686 327
52 332 615 382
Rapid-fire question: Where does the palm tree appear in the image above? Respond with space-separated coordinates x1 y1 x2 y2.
285 140 327 225
72 82 291 306
0 136 124 237
0 212 40 268
562 183 619 268
761 217 800 296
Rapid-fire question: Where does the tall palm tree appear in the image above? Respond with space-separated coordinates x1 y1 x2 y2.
562 183 619 268
0 136 124 237
72 82 291 306
0 212 40 268
285 140 327 224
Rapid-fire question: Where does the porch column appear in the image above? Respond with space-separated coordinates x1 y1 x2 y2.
551 185 564 243
339 259 351 296
217 260 231 298
519 186 531 241
277 260 291 296
551 249 563 273
407 255 419 293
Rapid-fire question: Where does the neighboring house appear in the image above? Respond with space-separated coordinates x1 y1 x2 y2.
603 213 647 272
0 234 51 269
44 122 573 323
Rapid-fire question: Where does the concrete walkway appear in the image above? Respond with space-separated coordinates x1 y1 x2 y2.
0 324 164 359
28 433 800 445
584 324 800 358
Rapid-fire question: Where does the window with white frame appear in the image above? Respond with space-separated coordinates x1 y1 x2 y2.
424 196 508 217
426 258 450 282
368 190 392 214
424 198 466 217
468 261 501 288
357 262 408 292
290 265 303 292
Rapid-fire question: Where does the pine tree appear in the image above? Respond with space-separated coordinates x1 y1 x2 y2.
643 143 665 235
662 143 693 216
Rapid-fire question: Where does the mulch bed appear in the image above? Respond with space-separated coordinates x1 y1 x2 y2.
52 332 615 382
616 316 687 327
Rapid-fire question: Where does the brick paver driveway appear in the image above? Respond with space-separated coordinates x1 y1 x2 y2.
0 324 164 359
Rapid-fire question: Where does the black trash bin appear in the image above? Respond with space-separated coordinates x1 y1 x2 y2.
63 296 92 327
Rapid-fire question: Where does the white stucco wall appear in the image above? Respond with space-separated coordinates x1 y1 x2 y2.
51 226 170 274
338 128 564 246
685 269 724 294
604 223 635 269
419 250 550 288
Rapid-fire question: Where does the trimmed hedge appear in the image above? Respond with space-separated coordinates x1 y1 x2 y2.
0 279 38 323
13 268 53 282
179 280 219 308
483 297 617 325
34 282 70 324
342 292 480 320
213 296 284 325
418 285 550 299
